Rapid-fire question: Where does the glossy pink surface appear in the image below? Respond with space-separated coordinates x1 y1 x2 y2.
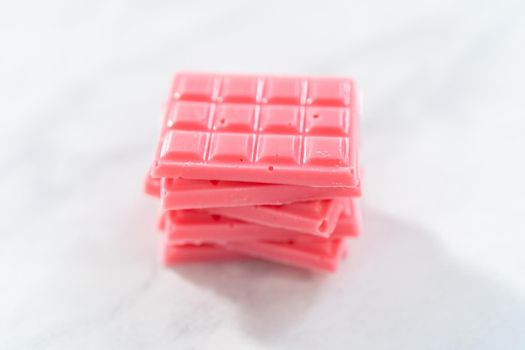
146 174 358 235
145 72 362 271
150 72 359 187
225 239 347 272
206 198 346 236
164 243 245 264
159 176 360 209
164 240 346 272
163 210 358 243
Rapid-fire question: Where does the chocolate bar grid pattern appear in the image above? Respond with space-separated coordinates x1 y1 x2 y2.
157 73 358 176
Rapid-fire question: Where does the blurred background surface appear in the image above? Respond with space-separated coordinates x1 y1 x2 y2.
1 0 525 349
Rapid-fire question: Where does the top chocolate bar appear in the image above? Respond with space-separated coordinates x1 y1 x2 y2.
151 72 359 187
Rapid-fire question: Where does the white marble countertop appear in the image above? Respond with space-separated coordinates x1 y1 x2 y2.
1 0 525 349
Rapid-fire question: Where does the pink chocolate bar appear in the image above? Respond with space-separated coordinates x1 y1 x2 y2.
161 177 360 209
144 175 360 209
163 240 347 272
164 243 246 264
146 174 358 236
151 72 359 187
224 239 347 272
206 198 346 236
163 209 358 244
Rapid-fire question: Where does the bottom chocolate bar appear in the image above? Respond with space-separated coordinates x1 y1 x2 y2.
164 243 246 264
226 239 347 272
164 239 348 272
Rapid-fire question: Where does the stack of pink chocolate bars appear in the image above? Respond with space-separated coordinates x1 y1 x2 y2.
144 72 361 272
